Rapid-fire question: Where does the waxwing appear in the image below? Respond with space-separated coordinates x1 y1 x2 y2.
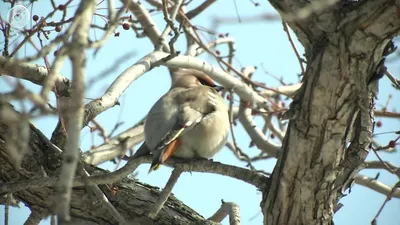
132 69 230 172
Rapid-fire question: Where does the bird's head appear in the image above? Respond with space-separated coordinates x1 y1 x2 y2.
172 69 224 91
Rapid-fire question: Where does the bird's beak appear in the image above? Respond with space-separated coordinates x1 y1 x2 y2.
213 85 224 92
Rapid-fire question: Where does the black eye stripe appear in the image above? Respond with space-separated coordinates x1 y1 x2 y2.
198 78 209 86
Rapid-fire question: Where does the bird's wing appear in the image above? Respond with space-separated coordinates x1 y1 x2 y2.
148 87 217 172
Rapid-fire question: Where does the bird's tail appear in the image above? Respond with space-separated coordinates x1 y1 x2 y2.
131 143 150 160
148 138 181 173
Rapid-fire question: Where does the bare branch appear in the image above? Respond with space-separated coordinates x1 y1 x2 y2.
354 175 400 198
260 83 301 98
282 21 305 74
55 0 97 221
89 8 126 49
82 119 145 165
156 0 183 53
364 161 400 178
191 37 235 57
81 169 129 225
121 0 162 47
375 110 400 119
0 156 269 193
384 70 400 89
0 56 71 97
238 103 280 157
186 0 217 19
208 201 241 225
148 168 183 219
371 180 400 224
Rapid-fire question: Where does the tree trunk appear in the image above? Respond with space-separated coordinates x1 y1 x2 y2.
262 0 400 224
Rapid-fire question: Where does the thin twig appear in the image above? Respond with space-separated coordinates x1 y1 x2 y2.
371 180 400 224
371 149 399 177
91 119 109 142
156 0 183 55
384 70 400 89
282 21 305 74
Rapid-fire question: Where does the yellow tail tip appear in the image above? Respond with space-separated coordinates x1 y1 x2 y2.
148 164 160 173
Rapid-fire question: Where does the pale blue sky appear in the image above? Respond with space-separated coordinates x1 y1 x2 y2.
0 1 399 225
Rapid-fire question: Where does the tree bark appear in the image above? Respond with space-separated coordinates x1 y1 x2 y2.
0 120 216 225
262 0 400 224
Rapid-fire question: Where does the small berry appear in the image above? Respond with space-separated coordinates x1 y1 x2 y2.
225 33 229 37
215 50 220 55
376 121 382 127
255 2 260 6
388 140 396 148
55 25 62 32
122 23 130 30
270 133 275 139
114 32 120 37
33 15 39 22
218 34 225 38
54 50 58 56
58 4 65 10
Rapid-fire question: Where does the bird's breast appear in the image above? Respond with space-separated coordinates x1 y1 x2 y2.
177 108 230 159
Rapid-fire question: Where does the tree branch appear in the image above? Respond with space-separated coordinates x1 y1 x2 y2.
354 175 400 198
148 168 183 219
0 56 71 97
55 0 96 221
0 156 268 194
208 201 241 225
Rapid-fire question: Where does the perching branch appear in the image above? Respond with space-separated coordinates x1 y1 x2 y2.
0 155 269 194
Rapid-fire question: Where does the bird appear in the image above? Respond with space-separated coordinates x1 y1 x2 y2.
131 69 230 172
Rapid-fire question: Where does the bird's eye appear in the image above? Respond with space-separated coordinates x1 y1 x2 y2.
197 78 210 86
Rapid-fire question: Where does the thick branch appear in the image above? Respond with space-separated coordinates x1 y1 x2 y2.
55 0 96 221
0 56 71 97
